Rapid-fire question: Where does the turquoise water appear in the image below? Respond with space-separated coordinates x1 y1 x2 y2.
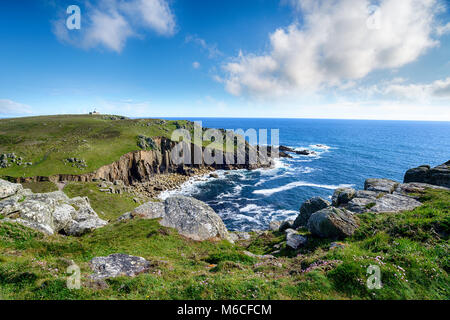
161 118 450 231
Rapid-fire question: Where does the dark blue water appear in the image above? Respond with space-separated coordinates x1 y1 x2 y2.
161 118 450 231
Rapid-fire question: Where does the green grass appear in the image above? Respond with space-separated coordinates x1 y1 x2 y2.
0 188 448 300
63 182 140 221
0 115 191 178
21 181 59 193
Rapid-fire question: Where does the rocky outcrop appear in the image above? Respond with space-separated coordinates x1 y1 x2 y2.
404 161 450 188
307 207 358 239
119 196 233 242
0 179 107 235
89 254 151 280
331 179 426 214
279 145 317 156
11 137 275 186
332 188 356 207
370 194 422 213
0 179 23 199
364 178 399 193
293 196 330 228
394 182 449 198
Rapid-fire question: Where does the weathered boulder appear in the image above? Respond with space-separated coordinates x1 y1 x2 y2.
286 232 307 249
0 179 23 199
0 179 107 236
332 188 356 207
307 207 358 239
354 190 379 199
293 197 330 228
347 197 376 214
370 194 422 213
279 219 295 232
404 161 450 188
120 196 232 242
364 178 399 194
89 254 151 280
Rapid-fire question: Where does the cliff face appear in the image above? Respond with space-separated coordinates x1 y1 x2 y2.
13 137 274 185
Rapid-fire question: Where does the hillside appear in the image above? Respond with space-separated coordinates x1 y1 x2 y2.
0 114 192 178
0 185 448 300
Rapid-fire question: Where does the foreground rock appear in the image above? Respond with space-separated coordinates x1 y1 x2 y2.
286 231 307 249
332 188 356 207
0 179 107 235
370 194 422 213
293 197 330 228
119 196 233 242
404 161 450 188
0 179 23 199
307 207 358 239
364 178 399 193
89 254 151 280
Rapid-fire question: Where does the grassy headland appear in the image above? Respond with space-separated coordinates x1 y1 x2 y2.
0 188 448 300
0 114 191 178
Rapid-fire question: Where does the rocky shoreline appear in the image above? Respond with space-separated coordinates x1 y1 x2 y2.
1 159 448 283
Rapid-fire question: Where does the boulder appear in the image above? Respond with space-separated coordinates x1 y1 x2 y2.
120 196 232 242
0 179 23 199
307 207 358 239
286 232 307 249
269 220 281 231
404 161 450 188
89 254 151 280
347 197 376 214
370 194 422 213
364 178 399 194
293 197 330 228
354 190 378 199
0 179 107 236
279 219 294 232
332 188 356 207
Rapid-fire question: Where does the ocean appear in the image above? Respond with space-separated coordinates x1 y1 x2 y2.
160 118 450 231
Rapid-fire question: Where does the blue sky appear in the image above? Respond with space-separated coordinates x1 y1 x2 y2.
1 0 450 120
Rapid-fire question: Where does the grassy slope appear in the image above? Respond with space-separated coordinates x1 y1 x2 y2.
0 187 448 300
0 115 190 178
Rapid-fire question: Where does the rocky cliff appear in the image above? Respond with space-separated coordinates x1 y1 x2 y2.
11 137 274 186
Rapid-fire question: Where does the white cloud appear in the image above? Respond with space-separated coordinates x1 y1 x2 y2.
185 35 223 58
436 22 450 35
53 0 176 52
368 77 450 101
222 0 442 97
0 99 32 115
192 61 201 69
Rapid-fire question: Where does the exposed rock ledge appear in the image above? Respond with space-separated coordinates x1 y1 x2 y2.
10 137 275 186
0 179 107 236
275 160 449 242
